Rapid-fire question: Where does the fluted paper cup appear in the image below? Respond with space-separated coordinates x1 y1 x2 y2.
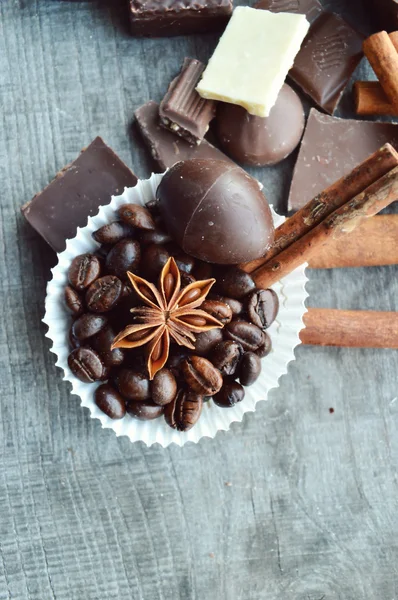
43 173 308 447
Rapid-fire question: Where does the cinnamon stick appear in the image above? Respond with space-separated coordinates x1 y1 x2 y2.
363 31 398 112
355 32 398 116
242 144 398 274
300 308 398 348
354 81 397 116
253 165 398 289
308 215 398 268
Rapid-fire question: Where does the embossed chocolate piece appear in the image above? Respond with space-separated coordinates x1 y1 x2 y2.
255 0 322 23
289 12 364 115
129 0 233 37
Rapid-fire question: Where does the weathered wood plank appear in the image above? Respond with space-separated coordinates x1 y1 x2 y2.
0 1 397 599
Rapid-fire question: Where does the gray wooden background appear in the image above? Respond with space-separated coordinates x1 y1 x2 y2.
1 1 398 598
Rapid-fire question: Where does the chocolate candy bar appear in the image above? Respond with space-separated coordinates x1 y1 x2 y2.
254 0 322 23
288 109 398 212
21 137 137 253
134 101 233 171
197 6 309 117
129 0 232 37
289 12 364 115
159 58 216 145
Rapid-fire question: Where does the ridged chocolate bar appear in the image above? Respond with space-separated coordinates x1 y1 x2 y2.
135 101 233 171
129 0 233 37
159 58 216 145
254 0 322 23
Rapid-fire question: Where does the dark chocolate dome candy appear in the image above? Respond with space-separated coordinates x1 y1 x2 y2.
156 159 274 264
215 84 305 167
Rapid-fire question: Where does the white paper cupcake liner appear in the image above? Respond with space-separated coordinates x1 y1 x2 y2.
43 173 308 447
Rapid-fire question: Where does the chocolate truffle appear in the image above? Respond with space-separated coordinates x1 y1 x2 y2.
215 84 305 167
156 159 274 264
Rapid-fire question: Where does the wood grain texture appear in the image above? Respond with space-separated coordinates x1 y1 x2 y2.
308 214 398 268
1 1 398 599
301 308 398 347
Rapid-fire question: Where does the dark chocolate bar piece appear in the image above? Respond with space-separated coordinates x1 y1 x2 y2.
288 108 398 212
159 58 216 145
364 0 398 33
129 0 233 37
289 12 364 115
21 137 137 253
135 101 233 171
254 0 322 23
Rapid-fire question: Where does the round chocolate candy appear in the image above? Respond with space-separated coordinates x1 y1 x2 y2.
215 84 305 167
156 159 274 264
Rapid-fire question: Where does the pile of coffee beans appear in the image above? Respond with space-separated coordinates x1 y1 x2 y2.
65 202 279 431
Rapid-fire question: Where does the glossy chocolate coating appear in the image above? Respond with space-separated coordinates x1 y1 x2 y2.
215 85 304 167
129 0 232 37
159 58 216 144
156 159 274 264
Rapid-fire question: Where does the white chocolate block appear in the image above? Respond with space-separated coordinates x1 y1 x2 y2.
196 7 309 117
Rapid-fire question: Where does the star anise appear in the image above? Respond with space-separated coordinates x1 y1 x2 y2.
111 257 224 379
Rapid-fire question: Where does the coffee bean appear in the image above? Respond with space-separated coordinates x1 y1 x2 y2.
174 252 196 274
139 228 172 246
239 352 262 386
210 341 243 376
180 272 196 287
118 204 156 230
164 389 203 431
201 300 232 325
255 331 272 358
106 239 141 280
194 328 223 356
68 347 106 383
127 400 163 420
86 275 122 313
182 356 223 396
71 313 108 341
224 320 263 352
167 348 191 378
95 383 126 419
193 260 213 281
65 286 84 315
210 294 243 316
151 368 177 406
115 369 150 401
215 267 256 300
140 244 170 281
91 325 125 368
68 253 101 291
92 221 134 245
213 381 245 408
245 289 279 330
